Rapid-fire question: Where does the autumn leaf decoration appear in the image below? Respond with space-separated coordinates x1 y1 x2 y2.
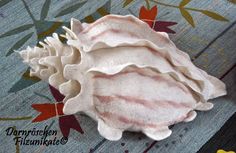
139 5 177 34
150 0 229 27
139 5 158 27
179 0 195 27
31 85 84 138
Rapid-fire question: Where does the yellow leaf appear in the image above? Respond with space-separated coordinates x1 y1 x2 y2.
23 69 41 81
228 0 236 4
201 10 229 21
97 7 109 16
180 8 195 27
217 149 235 153
84 15 95 23
123 0 134 8
179 0 191 7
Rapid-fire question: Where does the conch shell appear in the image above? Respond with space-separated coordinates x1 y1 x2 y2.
19 15 226 141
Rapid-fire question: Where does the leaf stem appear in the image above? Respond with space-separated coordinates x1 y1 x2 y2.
185 7 202 12
145 0 151 9
0 116 32 121
150 0 203 12
150 0 178 8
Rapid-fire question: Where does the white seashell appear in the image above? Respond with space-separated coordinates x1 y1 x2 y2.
19 15 226 141
19 33 81 102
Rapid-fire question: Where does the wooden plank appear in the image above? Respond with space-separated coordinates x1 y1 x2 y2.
194 25 236 78
198 112 236 153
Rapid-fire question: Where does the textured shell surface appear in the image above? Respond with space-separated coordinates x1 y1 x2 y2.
19 15 227 141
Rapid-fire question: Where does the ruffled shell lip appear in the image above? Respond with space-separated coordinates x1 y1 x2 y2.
66 15 226 103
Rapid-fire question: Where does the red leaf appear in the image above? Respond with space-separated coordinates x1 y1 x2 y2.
48 84 84 136
49 85 65 102
31 103 64 122
59 115 84 137
139 5 158 27
154 21 177 34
